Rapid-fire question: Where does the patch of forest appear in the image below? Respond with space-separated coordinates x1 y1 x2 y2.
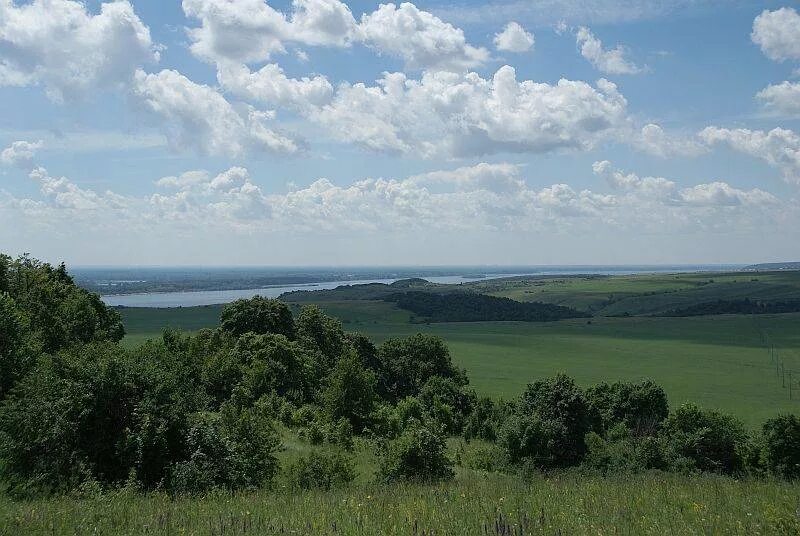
384 291 590 322
661 298 800 317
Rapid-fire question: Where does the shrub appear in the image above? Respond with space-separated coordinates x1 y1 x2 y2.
583 424 666 474
378 425 454 483
376 334 467 401
236 333 315 404
418 376 476 434
0 293 35 400
220 297 295 339
760 414 800 479
586 380 669 436
322 351 377 432
369 403 402 439
0 343 144 495
325 417 354 450
296 305 346 370
292 404 321 427
299 420 326 445
515 374 592 466
463 397 508 441
498 414 557 466
168 405 281 494
286 452 356 490
661 404 748 474
461 444 507 473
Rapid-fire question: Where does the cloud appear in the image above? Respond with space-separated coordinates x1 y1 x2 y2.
752 7 800 62
27 167 122 211
576 26 642 75
593 160 776 207
181 0 292 63
3 161 786 242
699 126 800 184
216 62 333 112
150 166 270 223
132 69 301 157
360 2 489 71
182 0 488 71
756 81 800 117
313 66 630 157
494 22 535 53
408 162 526 193
290 0 360 46
1 140 43 166
0 0 159 102
634 124 707 158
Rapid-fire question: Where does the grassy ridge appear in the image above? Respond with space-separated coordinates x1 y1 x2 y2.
3 471 799 535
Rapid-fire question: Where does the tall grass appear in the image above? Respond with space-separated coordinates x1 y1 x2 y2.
2 471 799 535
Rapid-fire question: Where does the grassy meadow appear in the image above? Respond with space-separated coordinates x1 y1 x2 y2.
3 470 800 535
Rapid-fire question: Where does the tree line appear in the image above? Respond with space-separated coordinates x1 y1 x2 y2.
0 254 798 497
385 291 589 323
661 298 800 317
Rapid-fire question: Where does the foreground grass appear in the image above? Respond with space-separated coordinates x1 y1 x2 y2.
3 471 799 535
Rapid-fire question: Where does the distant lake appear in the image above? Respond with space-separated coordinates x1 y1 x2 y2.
99 266 738 308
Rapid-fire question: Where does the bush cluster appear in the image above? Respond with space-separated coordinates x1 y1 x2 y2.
0 256 470 493
0 254 798 498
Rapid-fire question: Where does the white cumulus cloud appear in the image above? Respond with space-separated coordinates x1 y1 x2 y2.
0 0 159 101
132 69 301 157
576 26 642 75
494 22 535 53
752 7 800 62
1 140 43 166
216 61 333 112
182 0 488 71
313 66 629 157
699 126 800 184
756 81 800 117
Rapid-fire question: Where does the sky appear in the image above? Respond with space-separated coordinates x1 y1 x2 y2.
0 0 799 266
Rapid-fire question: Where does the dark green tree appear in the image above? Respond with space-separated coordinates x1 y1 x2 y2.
759 414 800 479
661 403 748 474
220 296 295 339
296 305 346 370
516 374 592 467
235 333 315 404
322 351 377 432
377 334 466 401
586 380 669 436
418 376 476 434
0 293 35 400
378 425 454 483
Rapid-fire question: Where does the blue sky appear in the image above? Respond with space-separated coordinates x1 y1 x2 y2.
0 0 799 265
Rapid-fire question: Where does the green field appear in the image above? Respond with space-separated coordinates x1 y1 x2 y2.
120 294 800 428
